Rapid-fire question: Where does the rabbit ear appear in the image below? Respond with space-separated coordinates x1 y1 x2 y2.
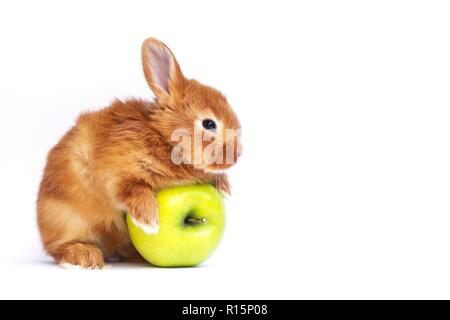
141 38 185 100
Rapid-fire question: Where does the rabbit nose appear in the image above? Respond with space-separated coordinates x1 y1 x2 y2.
235 141 243 161
238 142 243 157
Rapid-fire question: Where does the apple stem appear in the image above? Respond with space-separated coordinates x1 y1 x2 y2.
185 217 208 225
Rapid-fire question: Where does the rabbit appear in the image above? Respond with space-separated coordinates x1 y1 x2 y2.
37 38 242 269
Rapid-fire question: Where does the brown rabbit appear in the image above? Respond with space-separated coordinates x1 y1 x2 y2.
37 38 242 269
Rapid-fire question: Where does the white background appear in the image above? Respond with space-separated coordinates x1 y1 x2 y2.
0 0 450 299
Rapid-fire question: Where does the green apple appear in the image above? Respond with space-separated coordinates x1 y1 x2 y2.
126 184 226 267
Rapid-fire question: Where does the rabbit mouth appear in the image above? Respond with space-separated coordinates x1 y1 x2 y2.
203 163 234 174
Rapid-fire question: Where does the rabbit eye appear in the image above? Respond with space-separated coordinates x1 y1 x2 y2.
202 119 217 131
